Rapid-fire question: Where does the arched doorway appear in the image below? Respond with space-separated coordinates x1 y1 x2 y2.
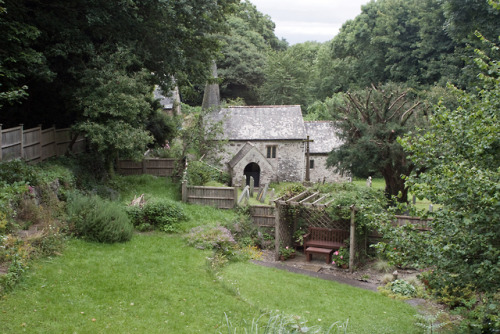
244 162 260 187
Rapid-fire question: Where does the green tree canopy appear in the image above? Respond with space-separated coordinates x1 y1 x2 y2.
327 83 429 203
316 0 462 97
399 33 500 292
0 0 236 127
217 0 286 105
258 42 321 106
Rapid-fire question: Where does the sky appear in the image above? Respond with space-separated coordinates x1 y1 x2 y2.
249 0 372 45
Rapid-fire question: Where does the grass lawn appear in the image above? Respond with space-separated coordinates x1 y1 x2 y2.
0 175 420 333
0 234 420 333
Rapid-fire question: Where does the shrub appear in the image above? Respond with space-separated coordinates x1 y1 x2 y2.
186 161 230 186
127 198 185 233
186 225 236 252
66 193 133 243
389 279 416 297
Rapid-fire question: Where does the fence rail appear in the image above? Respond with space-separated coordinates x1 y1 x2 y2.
394 215 432 231
181 181 237 209
249 205 275 227
116 158 178 177
1 124 85 162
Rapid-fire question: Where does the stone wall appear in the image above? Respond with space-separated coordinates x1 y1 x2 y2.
220 140 305 186
308 154 348 183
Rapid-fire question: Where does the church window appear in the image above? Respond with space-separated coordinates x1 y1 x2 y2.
266 145 277 158
309 159 315 169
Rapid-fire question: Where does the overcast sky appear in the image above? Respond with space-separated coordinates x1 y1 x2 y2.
249 0 372 45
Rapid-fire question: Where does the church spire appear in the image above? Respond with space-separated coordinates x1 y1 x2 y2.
201 60 220 111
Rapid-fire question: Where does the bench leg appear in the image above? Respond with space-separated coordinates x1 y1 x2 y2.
306 253 312 262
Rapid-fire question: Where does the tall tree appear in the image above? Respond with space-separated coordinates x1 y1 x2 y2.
74 50 155 173
399 32 500 293
217 0 286 105
327 83 428 203
316 0 462 96
0 0 237 127
0 0 52 109
258 42 320 106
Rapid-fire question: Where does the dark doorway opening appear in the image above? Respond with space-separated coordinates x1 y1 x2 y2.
244 162 260 187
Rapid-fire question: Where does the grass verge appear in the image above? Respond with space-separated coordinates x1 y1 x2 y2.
0 233 419 333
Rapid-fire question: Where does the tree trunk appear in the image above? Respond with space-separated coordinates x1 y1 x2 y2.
381 166 408 204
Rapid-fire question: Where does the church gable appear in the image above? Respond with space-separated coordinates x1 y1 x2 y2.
228 142 274 187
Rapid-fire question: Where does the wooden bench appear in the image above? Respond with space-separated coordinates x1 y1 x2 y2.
305 247 333 263
303 227 349 251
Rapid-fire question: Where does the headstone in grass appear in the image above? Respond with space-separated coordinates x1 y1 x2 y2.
241 176 246 189
256 185 264 202
238 186 250 205
269 188 275 202
366 176 372 187
259 184 269 203
249 176 254 197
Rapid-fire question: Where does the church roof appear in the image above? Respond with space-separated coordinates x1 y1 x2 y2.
214 105 306 141
304 121 343 154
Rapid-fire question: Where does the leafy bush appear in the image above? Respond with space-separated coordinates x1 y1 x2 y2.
186 225 236 252
127 198 185 233
186 161 230 186
66 193 133 243
0 159 38 185
456 293 500 333
317 182 387 231
389 279 416 297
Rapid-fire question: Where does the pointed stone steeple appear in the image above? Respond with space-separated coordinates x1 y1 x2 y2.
202 60 220 111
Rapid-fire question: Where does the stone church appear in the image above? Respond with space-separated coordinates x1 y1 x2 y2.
203 62 347 187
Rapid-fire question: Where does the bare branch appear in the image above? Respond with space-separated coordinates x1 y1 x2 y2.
400 101 422 125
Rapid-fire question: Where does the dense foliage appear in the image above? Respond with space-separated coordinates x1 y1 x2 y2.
216 1 286 105
127 198 186 233
326 83 428 202
397 36 500 293
66 193 133 243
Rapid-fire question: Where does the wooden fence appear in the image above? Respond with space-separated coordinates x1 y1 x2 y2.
116 158 178 177
181 181 238 209
1 124 85 162
394 215 432 231
249 205 275 227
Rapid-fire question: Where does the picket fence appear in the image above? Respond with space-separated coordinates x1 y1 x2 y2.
0 124 85 163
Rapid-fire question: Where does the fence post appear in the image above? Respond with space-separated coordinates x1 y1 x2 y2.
181 180 188 203
142 159 147 175
37 124 42 162
0 124 2 161
274 202 281 261
19 124 24 159
233 187 238 208
349 205 356 273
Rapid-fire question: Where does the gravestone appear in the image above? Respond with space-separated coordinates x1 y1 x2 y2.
268 188 275 202
366 176 372 187
259 183 269 203
238 186 250 205
249 176 254 197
